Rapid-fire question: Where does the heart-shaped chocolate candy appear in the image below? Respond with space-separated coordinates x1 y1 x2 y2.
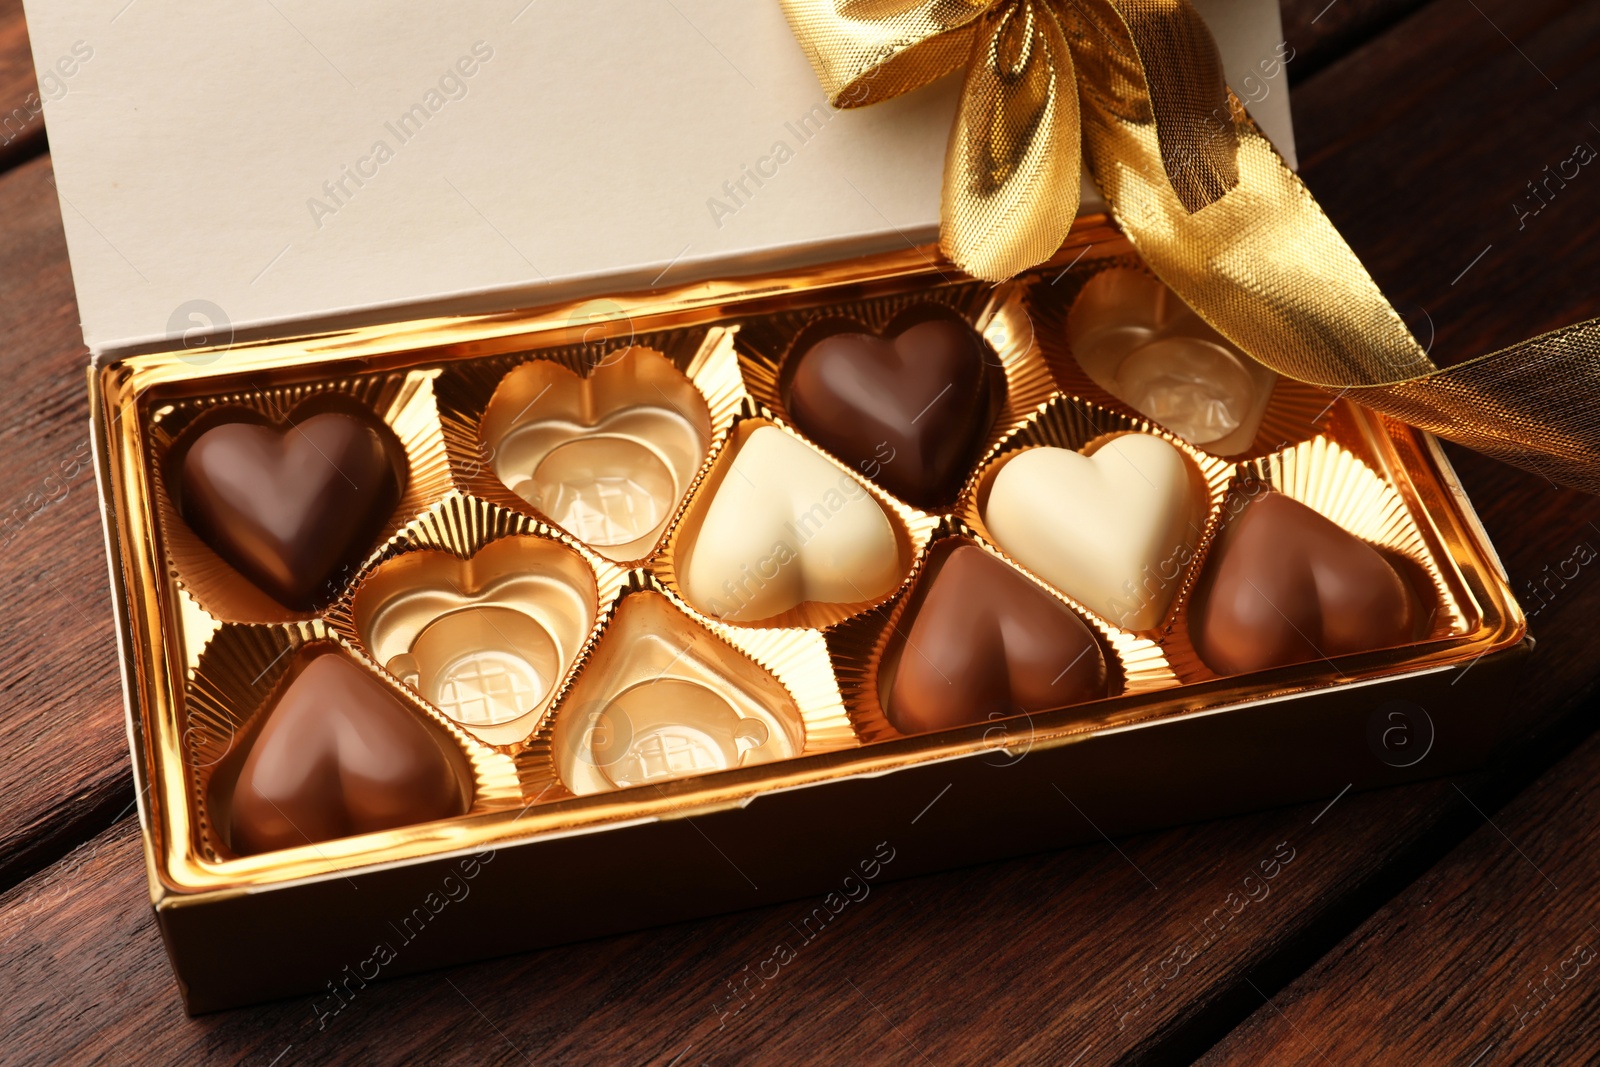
983 433 1204 630
679 426 903 623
885 542 1109 734
178 409 406 609
784 308 1001 508
228 652 471 855
1190 491 1420 675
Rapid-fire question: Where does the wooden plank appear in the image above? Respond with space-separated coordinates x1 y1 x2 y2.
1200 707 1600 1065
0 152 129 889
1279 0 1433 84
1289 0 1600 363
0 0 45 170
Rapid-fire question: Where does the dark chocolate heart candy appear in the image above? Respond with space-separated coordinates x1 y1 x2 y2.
179 410 405 609
784 311 998 507
228 652 471 855
1191 491 1419 676
885 542 1110 734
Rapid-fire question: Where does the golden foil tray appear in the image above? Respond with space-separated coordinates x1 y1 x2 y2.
89 221 1528 1011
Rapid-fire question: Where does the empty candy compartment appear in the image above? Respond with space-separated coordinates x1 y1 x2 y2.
551 590 806 794
1030 264 1331 461
347 528 604 747
1063 268 1275 453
479 347 713 561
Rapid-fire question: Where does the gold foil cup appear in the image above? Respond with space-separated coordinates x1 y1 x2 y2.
1152 432 1472 686
829 533 1179 745
146 370 452 626
437 329 748 564
1027 261 1333 462
959 397 1235 645
655 416 936 630
329 493 629 748
1221 435 1473 645
182 624 519 867
479 349 710 561
546 588 808 795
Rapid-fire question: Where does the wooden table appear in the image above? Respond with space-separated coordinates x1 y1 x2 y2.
2 0 1598 1062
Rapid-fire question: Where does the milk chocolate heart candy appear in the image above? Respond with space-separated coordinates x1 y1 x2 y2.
680 426 902 623
784 308 1001 508
885 542 1109 735
178 409 406 610
1190 491 1420 675
228 652 472 855
983 433 1203 630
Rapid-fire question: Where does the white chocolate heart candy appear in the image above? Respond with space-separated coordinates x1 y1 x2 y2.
681 427 902 623
983 433 1203 630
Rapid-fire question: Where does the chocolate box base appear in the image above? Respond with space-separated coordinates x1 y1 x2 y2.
92 227 1528 1014
161 636 1527 1014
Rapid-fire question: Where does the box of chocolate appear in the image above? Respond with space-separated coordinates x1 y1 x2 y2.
33 0 1527 1013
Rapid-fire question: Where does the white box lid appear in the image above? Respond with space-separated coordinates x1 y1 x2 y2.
23 0 1294 355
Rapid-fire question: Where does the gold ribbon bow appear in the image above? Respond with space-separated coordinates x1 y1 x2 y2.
782 0 1600 493
781 0 1240 282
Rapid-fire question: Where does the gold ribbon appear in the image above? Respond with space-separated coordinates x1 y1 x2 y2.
781 0 1600 493
783 0 1239 280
